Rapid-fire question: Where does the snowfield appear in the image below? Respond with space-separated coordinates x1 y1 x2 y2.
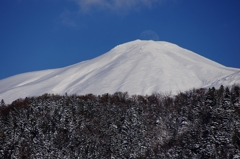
0 40 239 104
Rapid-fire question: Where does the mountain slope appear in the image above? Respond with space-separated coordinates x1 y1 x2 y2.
0 40 239 103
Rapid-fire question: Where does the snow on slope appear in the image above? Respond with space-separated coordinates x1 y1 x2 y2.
206 71 240 88
0 40 239 104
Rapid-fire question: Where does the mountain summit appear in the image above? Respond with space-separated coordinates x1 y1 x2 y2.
0 40 239 103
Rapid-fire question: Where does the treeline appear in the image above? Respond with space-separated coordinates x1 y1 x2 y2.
0 85 240 158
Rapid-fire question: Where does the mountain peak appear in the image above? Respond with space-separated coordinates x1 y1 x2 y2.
0 40 239 103
114 39 176 50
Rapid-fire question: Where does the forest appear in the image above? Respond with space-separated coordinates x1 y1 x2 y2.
0 85 240 158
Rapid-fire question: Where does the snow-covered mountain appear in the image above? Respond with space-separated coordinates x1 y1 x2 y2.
0 40 239 104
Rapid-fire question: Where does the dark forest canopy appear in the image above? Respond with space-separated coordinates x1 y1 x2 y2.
0 85 240 158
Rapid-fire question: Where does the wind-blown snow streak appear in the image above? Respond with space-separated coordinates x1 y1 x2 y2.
0 40 239 103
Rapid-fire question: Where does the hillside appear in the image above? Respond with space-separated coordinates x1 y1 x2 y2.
0 40 239 104
0 85 240 158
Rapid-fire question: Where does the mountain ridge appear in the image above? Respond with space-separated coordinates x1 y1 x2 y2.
0 40 239 104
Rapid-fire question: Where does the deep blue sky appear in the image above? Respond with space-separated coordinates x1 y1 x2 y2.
0 0 240 80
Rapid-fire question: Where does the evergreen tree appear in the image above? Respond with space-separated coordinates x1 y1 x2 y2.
0 86 240 158
0 99 5 107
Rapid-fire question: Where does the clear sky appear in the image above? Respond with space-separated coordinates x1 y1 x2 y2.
0 0 240 80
